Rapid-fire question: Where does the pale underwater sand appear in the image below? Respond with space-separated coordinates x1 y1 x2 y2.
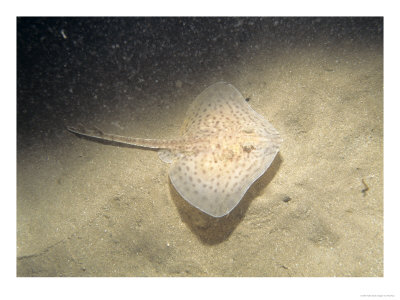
17 22 382 277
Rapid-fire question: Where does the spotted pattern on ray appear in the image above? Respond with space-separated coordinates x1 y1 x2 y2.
67 82 282 217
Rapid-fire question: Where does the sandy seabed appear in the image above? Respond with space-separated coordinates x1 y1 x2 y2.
17 18 383 277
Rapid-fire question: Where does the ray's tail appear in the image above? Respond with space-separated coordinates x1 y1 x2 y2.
66 126 174 149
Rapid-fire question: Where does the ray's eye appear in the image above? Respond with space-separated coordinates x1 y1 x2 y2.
242 143 255 153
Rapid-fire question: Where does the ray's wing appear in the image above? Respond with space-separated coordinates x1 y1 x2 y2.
181 82 244 137
168 140 279 217
181 82 281 142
